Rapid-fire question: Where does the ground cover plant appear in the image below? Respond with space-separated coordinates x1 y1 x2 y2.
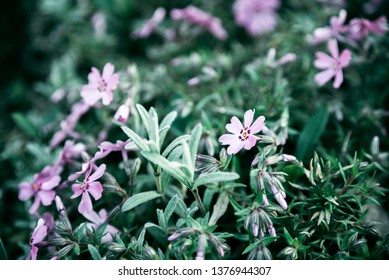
1 0 389 260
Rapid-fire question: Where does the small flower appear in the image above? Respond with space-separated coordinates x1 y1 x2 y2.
132 7 166 38
27 218 48 260
314 39 351 88
233 0 280 36
219 109 265 155
171 6 227 40
71 163 106 214
114 104 130 123
81 63 119 106
346 16 388 41
82 209 119 243
19 166 61 214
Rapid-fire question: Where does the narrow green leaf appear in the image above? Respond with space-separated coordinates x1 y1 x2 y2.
186 216 202 231
228 195 244 212
242 242 259 255
12 112 39 138
149 107 160 152
162 135 191 157
189 123 202 167
88 244 102 260
141 151 191 187
136 104 150 135
122 191 161 212
0 238 7 260
283 228 294 246
193 172 240 189
159 111 178 145
122 126 148 151
296 107 329 160
209 191 229 226
164 195 178 223
157 209 166 231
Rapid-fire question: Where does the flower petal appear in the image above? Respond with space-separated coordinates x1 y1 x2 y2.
71 183 83 198
88 67 101 84
244 109 254 128
107 73 119 90
101 91 113 105
244 135 258 150
89 164 106 182
87 181 103 201
226 141 245 155
339 49 351 68
78 192 93 214
250 116 265 134
81 85 102 105
333 69 343 89
225 116 243 134
315 68 336 86
328 39 339 59
41 176 60 190
31 219 48 244
219 134 238 145
102 63 115 81
18 182 33 201
38 190 56 206
314 52 335 69
82 210 101 224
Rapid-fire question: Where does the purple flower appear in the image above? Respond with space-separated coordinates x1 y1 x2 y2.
219 110 265 155
71 163 106 214
233 0 280 36
132 7 166 38
27 218 48 260
171 6 227 40
81 63 119 106
92 139 135 163
82 209 119 243
19 166 61 214
314 39 351 88
346 16 388 41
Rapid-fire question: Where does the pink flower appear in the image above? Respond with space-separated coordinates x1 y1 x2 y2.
219 110 265 155
114 105 130 123
71 163 106 214
132 7 166 38
27 218 48 260
314 39 351 89
81 63 119 106
346 16 388 41
233 0 280 36
171 6 227 40
19 166 61 214
82 209 119 243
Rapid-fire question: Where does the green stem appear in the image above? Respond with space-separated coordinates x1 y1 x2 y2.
192 187 206 216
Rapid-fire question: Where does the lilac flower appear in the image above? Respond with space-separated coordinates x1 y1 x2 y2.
82 209 119 243
171 6 227 40
114 97 132 123
19 166 61 214
92 139 136 163
27 218 48 260
71 163 106 214
346 17 388 41
219 110 265 155
132 7 166 38
309 9 348 45
314 39 351 88
81 63 119 106
58 140 85 164
233 0 280 36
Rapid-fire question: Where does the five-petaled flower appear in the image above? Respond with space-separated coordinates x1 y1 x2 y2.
18 166 61 214
82 209 119 243
71 163 106 214
314 39 351 88
219 109 265 155
27 218 48 260
81 63 119 106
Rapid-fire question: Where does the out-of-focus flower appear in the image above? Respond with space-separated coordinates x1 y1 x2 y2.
27 219 48 260
309 9 348 45
114 97 132 123
171 6 227 40
81 63 119 106
219 109 265 155
346 17 388 41
314 39 351 88
71 163 106 214
57 140 86 165
92 139 135 163
92 12 107 38
233 0 280 36
265 48 297 68
132 7 166 38
19 166 61 214
82 209 119 243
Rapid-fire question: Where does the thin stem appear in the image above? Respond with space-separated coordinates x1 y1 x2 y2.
192 187 206 216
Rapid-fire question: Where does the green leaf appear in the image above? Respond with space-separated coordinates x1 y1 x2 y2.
157 209 166 231
141 151 191 187
159 111 177 145
148 107 160 152
136 104 150 135
296 107 328 160
242 242 259 255
283 228 294 246
209 191 229 226
122 126 148 151
162 135 191 157
88 244 103 260
164 195 178 223
193 172 240 189
189 123 203 167
12 112 39 138
122 191 161 212
0 238 7 260
228 195 244 212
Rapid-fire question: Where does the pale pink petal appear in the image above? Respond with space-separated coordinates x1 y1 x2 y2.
225 116 243 134
226 141 245 155
18 182 33 201
315 68 336 86
41 176 60 190
219 134 238 145
79 192 93 214
328 39 339 59
314 52 335 69
38 190 56 206
244 135 258 150
87 181 103 200
333 70 344 88
29 197 41 214
247 12 277 36
339 49 351 67
88 67 101 84
244 109 254 128
312 27 332 44
102 63 115 81
107 73 119 90
88 164 106 182
28 245 38 260
81 85 102 105
250 116 265 134
82 210 101 224
31 219 48 244
71 183 83 198
101 91 113 105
